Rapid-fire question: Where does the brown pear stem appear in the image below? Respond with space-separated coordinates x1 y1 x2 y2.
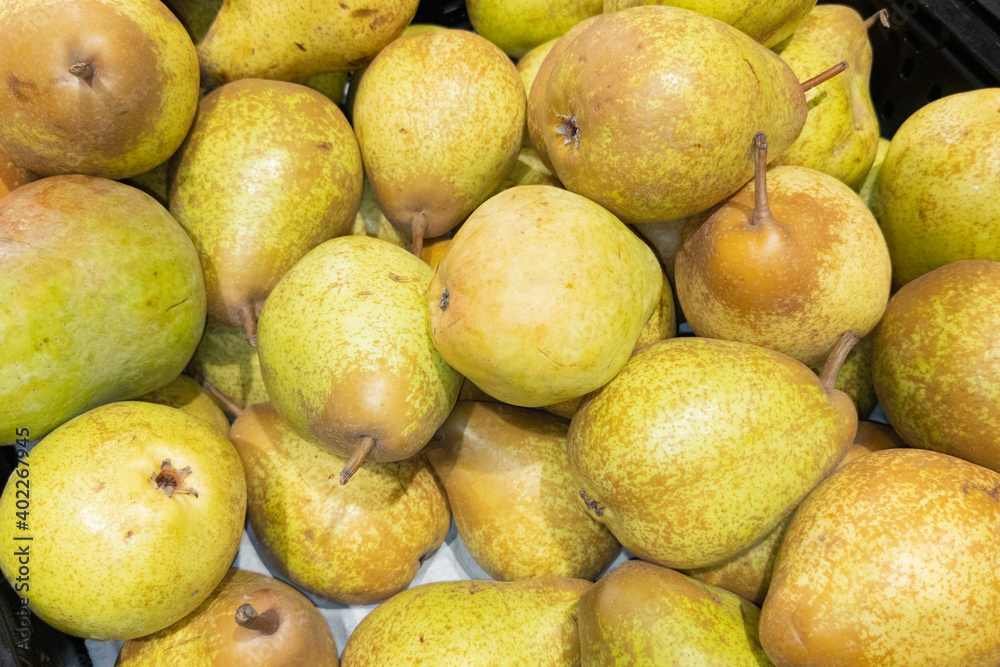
241 305 258 347
410 216 427 259
750 132 774 227
340 436 376 485
865 9 890 29
200 379 244 417
234 604 280 636
800 62 849 92
819 331 861 392
69 61 94 80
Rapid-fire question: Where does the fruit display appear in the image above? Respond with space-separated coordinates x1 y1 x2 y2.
0 1 999 665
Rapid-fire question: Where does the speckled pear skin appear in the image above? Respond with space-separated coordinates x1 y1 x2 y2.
761 449 1000 666
117 568 339 667
169 79 362 331
0 402 246 640
138 374 230 436
186 316 269 418
469 0 603 58
427 402 620 581
877 89 1000 288
541 6 808 223
350 176 412 248
773 5 879 189
428 185 662 407
0 147 33 198
568 337 856 569
517 38 559 104
873 260 1000 472
676 165 891 368
811 331 877 418
340 577 591 666
580 560 772 666
604 0 815 48
0 176 206 444
230 404 450 604
257 235 463 463
198 0 418 86
850 420 906 453
0 0 199 179
353 29 525 241
857 137 889 218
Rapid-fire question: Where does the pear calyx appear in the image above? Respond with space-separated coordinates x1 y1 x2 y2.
69 61 94 81
580 489 605 517
339 436 376 485
234 603 280 636
555 115 580 150
800 62 849 93
865 9 891 29
818 331 861 392
750 132 774 228
151 459 199 498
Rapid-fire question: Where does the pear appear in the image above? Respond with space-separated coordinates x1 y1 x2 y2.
122 160 169 207
0 148 33 198
517 38 559 105
539 6 813 222
810 331 877 418
760 449 1000 666
117 568 338 666
340 577 591 666
568 333 858 569
580 560 772 665
420 237 451 271
1 176 206 443
351 176 413 249
0 401 246 640
257 236 463 481
772 5 881 189
469 0 603 57
230 403 450 604
873 260 1000 472
877 89 1000 287
428 185 661 407
604 0 815 48
0 0 199 179
169 79 362 344
186 316 269 419
858 136 890 217
138 374 230 437
458 378 499 403
427 402 620 581
675 133 891 368
353 29 525 255
633 213 708 285
198 0 418 87
851 419 906 452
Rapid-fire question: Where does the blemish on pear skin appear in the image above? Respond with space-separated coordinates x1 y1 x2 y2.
351 8 377 17
439 289 450 311
294 43 306 52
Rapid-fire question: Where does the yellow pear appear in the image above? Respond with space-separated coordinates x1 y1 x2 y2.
351 176 413 248
0 148 33 198
469 0 602 57
186 316 270 419
810 330 877 418
516 38 559 149
858 136 890 218
138 374 229 436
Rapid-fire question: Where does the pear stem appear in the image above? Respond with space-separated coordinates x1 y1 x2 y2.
750 132 773 227
340 436 375 485
234 604 280 636
200 379 244 418
865 9 890 29
800 62 849 92
410 216 427 259
819 331 861 392
69 61 94 80
241 305 258 347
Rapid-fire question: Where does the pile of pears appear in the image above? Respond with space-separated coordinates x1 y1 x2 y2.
1 0 999 664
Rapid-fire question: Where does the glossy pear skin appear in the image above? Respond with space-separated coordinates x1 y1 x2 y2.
761 449 1000 667
773 5 880 189
568 337 856 569
541 6 808 222
877 89 1000 287
138 374 230 436
580 560 772 666
257 236 463 462
0 176 206 443
427 402 620 581
873 260 1000 472
340 578 591 666
676 166 891 368
198 0 418 85
354 29 525 241
0 0 199 178
169 79 362 330
187 316 269 418
0 402 246 640
428 185 662 407
117 568 339 666
469 0 603 57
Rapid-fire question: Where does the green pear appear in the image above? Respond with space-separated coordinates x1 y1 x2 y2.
772 5 880 189
604 0 815 48
1 176 206 444
230 403 451 604
761 449 1000 666
198 0 418 87
118 568 338 666
469 0 603 57
186 316 270 419
0 0 199 178
428 185 662 407
350 176 413 248
580 560 773 665
857 136 890 218
0 401 246 640
539 6 811 222
873 260 1000 472
353 29 525 255
121 161 169 207
138 374 230 437
675 134 891 368
257 236 463 481
877 89 1000 287
0 146 34 198
427 402 620 581
568 334 858 569
169 79 362 344
340 577 591 666
810 331 877 418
